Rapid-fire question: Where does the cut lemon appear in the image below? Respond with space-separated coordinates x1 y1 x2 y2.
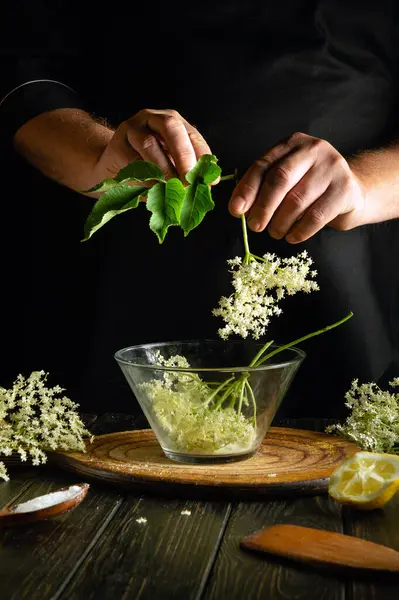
329 451 399 510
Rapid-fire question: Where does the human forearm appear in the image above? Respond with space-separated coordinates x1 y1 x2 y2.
348 144 399 226
13 107 212 197
13 108 114 193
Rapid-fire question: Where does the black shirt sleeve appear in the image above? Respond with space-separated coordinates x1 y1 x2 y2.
0 73 81 141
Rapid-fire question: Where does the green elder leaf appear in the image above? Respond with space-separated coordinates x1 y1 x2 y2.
147 178 186 243
115 161 165 183
82 184 147 241
180 182 215 236
185 154 221 186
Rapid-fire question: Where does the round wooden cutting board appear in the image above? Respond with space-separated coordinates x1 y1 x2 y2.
50 428 359 497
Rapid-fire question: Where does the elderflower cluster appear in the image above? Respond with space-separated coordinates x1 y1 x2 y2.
213 250 319 340
151 351 208 393
0 461 8 482
0 371 92 481
326 378 399 453
144 381 256 453
140 354 256 454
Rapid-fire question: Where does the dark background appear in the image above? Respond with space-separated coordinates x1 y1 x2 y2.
2 0 399 418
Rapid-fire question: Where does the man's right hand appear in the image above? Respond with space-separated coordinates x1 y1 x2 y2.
92 108 212 186
14 108 211 194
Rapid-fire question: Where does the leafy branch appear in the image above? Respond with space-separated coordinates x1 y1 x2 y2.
82 155 229 243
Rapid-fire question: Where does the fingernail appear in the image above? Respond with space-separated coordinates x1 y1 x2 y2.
268 229 283 240
248 217 262 232
286 233 298 243
231 196 246 214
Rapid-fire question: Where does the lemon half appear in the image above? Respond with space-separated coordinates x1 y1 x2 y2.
328 451 399 510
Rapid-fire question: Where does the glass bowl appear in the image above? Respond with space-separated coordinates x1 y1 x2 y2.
114 340 305 464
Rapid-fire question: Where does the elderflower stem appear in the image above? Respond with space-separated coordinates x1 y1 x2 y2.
245 379 257 428
203 375 235 407
238 379 246 413
249 340 274 368
254 312 354 367
214 379 240 409
241 215 251 263
250 254 267 262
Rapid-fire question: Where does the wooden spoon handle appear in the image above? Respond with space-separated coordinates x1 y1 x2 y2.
241 524 399 573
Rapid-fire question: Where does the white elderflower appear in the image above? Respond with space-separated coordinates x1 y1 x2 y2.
326 378 399 453
213 250 319 340
0 371 92 481
0 461 9 481
152 350 209 393
141 355 256 454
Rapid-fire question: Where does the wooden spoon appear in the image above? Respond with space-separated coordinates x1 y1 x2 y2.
241 524 399 574
0 483 89 526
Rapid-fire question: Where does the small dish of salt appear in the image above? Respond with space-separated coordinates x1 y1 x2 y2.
0 483 89 526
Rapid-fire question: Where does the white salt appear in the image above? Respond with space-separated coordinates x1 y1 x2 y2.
136 517 147 524
181 510 191 516
13 485 83 513
267 473 277 478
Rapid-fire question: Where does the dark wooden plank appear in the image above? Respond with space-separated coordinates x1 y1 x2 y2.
0 414 131 599
0 470 37 511
61 495 232 600
0 470 123 600
203 495 345 600
55 414 232 599
343 494 399 600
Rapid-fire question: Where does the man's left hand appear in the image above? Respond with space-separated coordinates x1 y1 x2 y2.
228 132 366 243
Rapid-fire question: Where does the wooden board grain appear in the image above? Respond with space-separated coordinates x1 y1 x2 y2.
51 428 359 497
342 494 399 599
202 496 345 600
62 496 232 600
0 473 124 600
0 415 123 600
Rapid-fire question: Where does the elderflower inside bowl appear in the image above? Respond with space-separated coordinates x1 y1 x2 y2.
114 340 305 464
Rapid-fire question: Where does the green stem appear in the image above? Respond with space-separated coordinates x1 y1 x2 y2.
255 312 353 367
214 379 239 409
238 379 246 413
249 340 274 367
204 376 235 407
220 174 235 181
245 380 257 428
241 215 251 263
250 254 266 261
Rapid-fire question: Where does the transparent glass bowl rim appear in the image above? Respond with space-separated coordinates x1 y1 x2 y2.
114 339 306 373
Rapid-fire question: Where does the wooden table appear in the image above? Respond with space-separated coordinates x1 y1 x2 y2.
1 414 398 600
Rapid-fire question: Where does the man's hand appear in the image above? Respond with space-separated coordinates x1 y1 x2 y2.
228 132 366 243
14 108 211 193
93 108 211 184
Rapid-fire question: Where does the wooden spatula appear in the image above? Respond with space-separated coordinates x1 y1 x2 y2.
241 524 399 574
